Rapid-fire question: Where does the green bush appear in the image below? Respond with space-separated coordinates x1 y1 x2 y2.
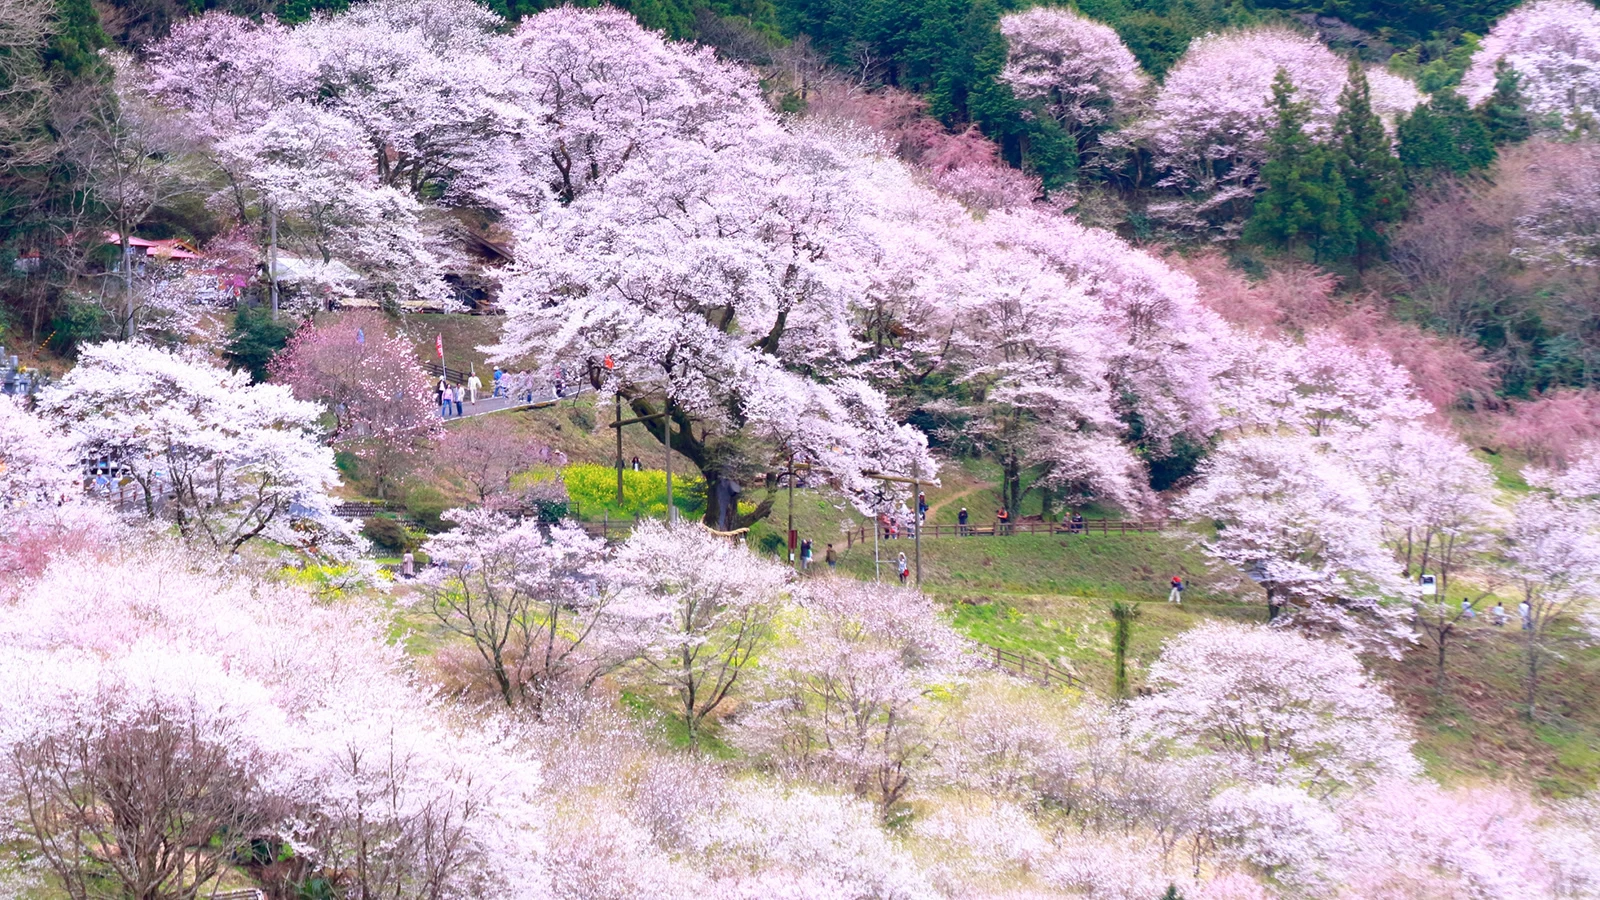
562 462 704 520
46 295 110 357
404 484 452 532
225 305 295 383
361 516 413 553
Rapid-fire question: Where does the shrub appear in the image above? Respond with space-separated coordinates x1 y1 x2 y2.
361 516 413 553
224 305 294 383
404 484 452 532
561 462 704 520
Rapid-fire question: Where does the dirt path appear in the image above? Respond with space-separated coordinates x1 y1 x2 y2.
926 481 991 521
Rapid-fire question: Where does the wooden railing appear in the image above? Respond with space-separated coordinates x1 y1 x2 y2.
843 518 1163 548
988 645 1081 690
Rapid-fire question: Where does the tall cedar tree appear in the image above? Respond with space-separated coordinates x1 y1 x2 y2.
1397 89 1495 181
1333 62 1406 268
1479 58 1533 144
1244 69 1357 263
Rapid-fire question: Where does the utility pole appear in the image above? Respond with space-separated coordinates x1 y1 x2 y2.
787 452 797 571
614 394 624 505
664 402 674 523
862 469 926 587
912 457 922 588
873 496 881 582
268 201 280 318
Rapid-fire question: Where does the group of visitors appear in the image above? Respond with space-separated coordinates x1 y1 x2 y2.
1478 598 1535 630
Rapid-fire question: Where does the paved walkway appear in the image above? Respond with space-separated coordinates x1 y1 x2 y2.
437 384 591 422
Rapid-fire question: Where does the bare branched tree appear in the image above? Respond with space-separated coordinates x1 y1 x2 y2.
424 511 635 713
6 696 282 900
55 62 193 339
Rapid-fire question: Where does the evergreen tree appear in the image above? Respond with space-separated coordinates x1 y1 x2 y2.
1109 600 1140 699
1479 58 1533 145
1333 62 1406 268
1397 89 1496 181
1244 69 1358 263
224 306 295 383
39 0 109 79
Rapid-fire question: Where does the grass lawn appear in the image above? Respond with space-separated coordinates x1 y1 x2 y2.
1375 618 1600 796
832 530 1238 602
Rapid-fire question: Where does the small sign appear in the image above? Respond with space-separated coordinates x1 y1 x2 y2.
1420 575 1437 596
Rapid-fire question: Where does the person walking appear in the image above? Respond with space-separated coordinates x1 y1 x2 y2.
800 538 812 571
1491 602 1507 627
958 507 969 535
1168 575 1184 604
401 551 415 579
1519 599 1533 631
467 370 482 405
917 492 928 524
452 384 464 418
492 366 503 397
996 507 1010 535
631 455 641 471
896 551 909 585
825 543 837 571
1461 597 1476 620
437 377 451 418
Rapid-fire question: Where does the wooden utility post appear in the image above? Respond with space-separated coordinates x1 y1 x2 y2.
665 407 673 523
608 402 673 522
787 453 798 571
863 469 925 587
268 202 280 318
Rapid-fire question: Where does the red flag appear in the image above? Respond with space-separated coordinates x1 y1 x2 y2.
435 333 444 361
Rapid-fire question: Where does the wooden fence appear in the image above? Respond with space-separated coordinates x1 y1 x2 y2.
843 518 1163 548
988 645 1081 690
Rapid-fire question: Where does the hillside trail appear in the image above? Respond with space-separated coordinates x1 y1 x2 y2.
925 481 991 521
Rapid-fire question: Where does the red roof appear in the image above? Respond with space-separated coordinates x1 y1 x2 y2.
102 233 201 259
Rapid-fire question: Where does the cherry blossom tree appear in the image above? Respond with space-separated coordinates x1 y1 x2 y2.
291 0 508 200
1499 388 1600 467
1133 622 1420 796
422 510 634 713
805 81 1041 211
1125 28 1350 233
1174 434 1408 646
3 657 290 900
36 342 348 554
733 580 966 817
1497 489 1600 718
434 414 563 505
0 543 545 900
998 7 1148 151
216 102 447 306
1356 423 1501 591
1123 29 1419 236
492 128 935 530
1463 0 1600 132
612 521 789 743
56 61 196 338
1507 138 1600 267
270 312 441 499
0 396 78 511
492 6 766 209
